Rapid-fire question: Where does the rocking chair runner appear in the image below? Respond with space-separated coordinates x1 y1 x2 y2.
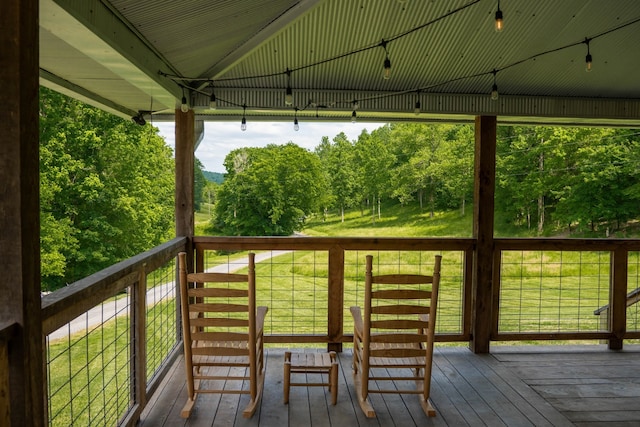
178 252 268 418
350 254 442 418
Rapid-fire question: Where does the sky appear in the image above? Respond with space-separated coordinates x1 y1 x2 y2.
154 121 385 173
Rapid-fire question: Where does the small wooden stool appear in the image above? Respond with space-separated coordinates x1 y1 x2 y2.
284 351 338 405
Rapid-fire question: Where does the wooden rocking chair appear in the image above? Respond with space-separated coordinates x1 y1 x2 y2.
178 252 268 418
350 254 442 418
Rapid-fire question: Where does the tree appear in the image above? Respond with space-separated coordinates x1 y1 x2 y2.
194 158 206 211
39 87 175 290
355 127 394 222
214 143 329 235
315 133 359 222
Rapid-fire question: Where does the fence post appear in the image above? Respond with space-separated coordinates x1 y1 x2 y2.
133 265 147 411
609 248 627 350
327 246 345 352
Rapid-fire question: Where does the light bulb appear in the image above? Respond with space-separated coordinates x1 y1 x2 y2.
352 100 359 111
351 110 357 123
294 117 299 131
209 92 217 109
491 84 499 101
180 95 189 113
241 117 247 131
495 9 503 32
414 100 421 116
383 57 391 79
585 53 593 72
285 86 293 105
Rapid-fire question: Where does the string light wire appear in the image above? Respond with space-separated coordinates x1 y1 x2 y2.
159 10 640 118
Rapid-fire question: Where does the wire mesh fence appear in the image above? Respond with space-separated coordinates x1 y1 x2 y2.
627 251 640 333
46 296 132 427
498 250 610 333
145 260 179 382
201 249 466 340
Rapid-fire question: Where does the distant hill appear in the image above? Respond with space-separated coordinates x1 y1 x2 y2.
203 171 224 184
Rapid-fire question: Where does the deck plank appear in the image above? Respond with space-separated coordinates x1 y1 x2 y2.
139 345 640 426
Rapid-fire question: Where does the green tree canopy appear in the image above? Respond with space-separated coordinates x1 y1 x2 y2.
39 87 175 290
214 143 329 235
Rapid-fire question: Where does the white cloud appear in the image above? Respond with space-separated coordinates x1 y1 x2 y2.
154 121 384 173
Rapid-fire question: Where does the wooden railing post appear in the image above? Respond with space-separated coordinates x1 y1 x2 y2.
609 248 627 350
327 246 345 352
133 265 147 412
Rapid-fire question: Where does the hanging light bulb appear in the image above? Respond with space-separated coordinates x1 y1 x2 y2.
584 38 593 72
414 92 421 116
209 86 217 110
293 108 299 131
351 110 357 123
491 69 499 101
381 40 391 79
285 68 293 105
495 0 503 32
285 86 293 105
352 99 359 111
180 89 189 113
241 104 247 131
384 56 391 80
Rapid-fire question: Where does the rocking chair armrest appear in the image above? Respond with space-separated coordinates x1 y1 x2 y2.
350 306 364 336
256 306 268 335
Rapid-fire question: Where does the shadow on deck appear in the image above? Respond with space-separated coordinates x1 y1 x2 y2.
140 345 640 427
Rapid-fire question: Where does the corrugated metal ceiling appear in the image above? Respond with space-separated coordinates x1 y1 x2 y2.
39 0 640 125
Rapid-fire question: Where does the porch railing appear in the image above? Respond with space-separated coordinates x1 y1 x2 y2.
39 235 640 426
41 237 187 427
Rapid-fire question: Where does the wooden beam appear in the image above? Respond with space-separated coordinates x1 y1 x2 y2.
470 115 497 354
175 109 195 238
0 0 45 424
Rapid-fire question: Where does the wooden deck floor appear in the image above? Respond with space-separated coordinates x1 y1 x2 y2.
139 345 640 427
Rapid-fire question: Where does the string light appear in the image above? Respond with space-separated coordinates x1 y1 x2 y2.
381 39 391 79
414 91 421 115
180 88 189 113
293 108 299 131
584 38 593 72
352 99 359 111
157 7 640 130
351 110 357 123
209 85 217 109
241 104 247 131
285 68 293 105
491 69 499 101
495 0 503 32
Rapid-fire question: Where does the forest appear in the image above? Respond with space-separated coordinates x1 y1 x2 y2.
39 88 640 290
213 123 640 237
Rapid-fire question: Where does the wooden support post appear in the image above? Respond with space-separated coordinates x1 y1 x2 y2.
0 0 46 425
175 109 195 239
175 109 195 345
609 248 627 350
327 246 345 352
470 115 497 354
